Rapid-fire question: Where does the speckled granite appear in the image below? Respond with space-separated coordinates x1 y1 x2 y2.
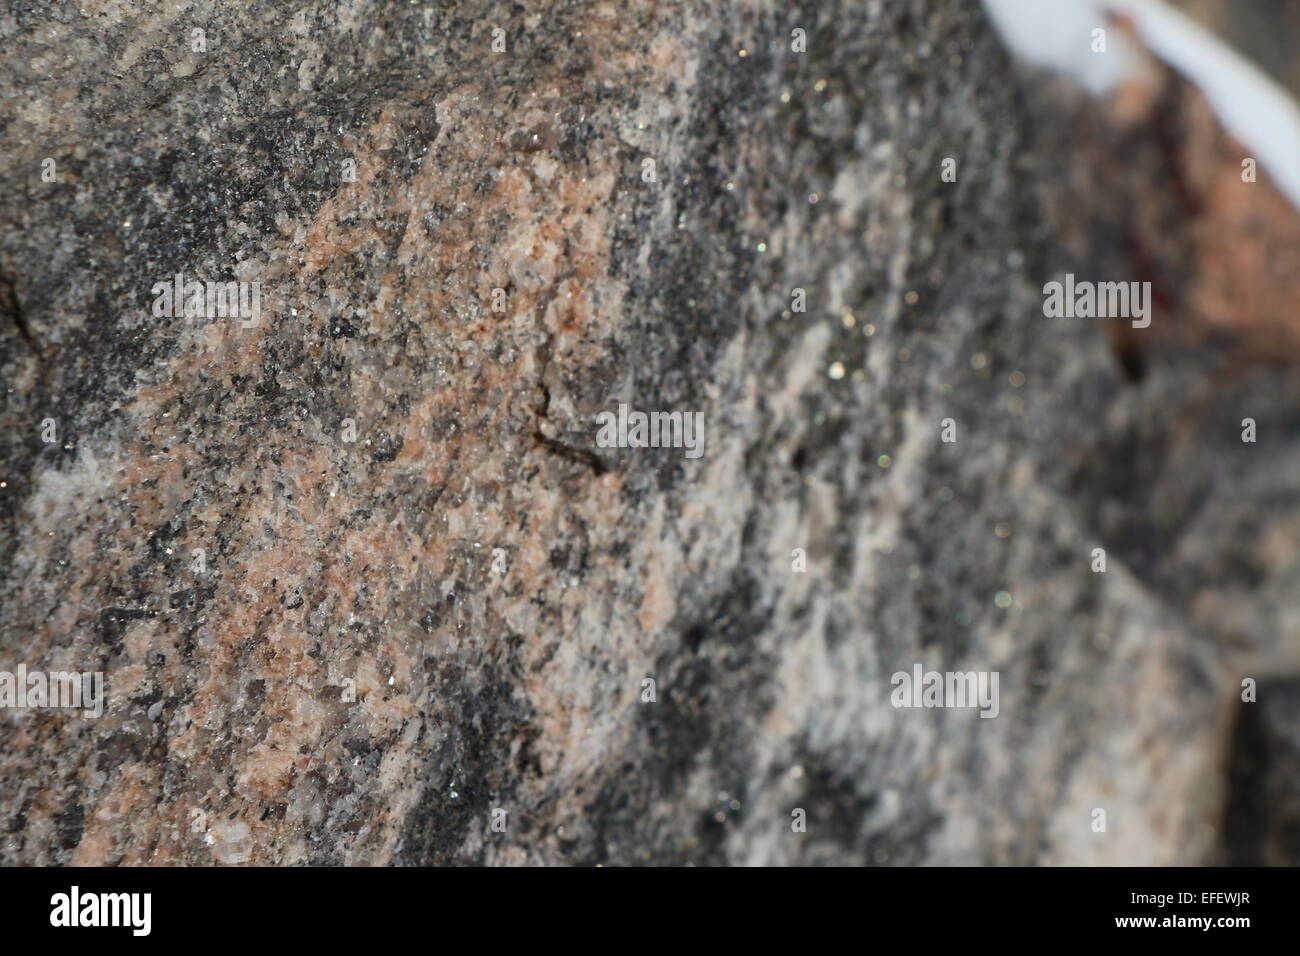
0 1 1296 865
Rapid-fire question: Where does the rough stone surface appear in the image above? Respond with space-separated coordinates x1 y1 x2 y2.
0 1 1295 865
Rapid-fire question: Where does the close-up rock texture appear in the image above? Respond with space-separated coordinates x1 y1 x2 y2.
0 0 1297 866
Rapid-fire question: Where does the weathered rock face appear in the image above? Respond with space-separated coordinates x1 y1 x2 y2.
0 1 1294 865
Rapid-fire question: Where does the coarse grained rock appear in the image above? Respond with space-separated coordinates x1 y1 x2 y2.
0 0 1292 865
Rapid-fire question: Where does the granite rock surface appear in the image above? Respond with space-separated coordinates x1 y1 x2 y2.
0 0 1296 865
